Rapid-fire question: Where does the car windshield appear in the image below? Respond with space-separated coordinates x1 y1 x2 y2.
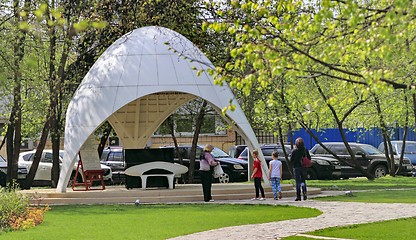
211 148 230 158
239 148 248 157
21 153 34 161
396 143 416 154
361 145 383 155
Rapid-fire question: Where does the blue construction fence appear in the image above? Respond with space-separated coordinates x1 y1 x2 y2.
292 128 416 150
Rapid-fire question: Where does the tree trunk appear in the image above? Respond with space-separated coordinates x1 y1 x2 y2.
50 0 74 187
312 78 374 180
396 93 410 175
6 119 16 185
166 116 185 183
0 136 6 151
277 123 293 177
397 127 408 175
167 116 183 165
46 0 60 188
373 93 395 176
50 120 61 188
24 117 51 189
98 122 113 158
413 93 416 125
277 76 293 176
6 0 31 186
189 100 207 183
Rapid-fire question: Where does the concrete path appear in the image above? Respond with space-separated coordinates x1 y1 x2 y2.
169 192 416 240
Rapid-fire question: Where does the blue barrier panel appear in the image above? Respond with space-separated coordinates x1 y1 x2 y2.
291 128 416 150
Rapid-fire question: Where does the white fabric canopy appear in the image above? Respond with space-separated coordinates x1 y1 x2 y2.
57 26 266 192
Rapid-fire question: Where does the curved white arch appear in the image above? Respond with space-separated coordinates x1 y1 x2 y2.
57 26 266 192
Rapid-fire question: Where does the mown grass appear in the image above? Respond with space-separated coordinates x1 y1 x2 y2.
5 176 415 239
0 204 320 240
315 189 416 203
283 217 416 240
282 176 416 239
283 175 416 190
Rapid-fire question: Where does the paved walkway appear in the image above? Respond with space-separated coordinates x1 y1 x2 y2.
169 192 416 240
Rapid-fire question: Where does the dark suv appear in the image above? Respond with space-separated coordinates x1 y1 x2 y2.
310 142 413 178
238 144 341 180
161 145 248 183
378 141 416 176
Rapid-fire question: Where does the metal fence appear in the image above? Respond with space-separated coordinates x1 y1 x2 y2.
235 129 282 145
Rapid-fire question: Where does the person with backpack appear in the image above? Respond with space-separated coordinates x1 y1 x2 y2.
290 137 311 201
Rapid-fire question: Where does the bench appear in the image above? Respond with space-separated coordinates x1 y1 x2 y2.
124 162 188 189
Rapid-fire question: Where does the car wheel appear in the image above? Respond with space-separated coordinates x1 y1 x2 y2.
373 164 387 178
306 169 317 180
219 173 230 183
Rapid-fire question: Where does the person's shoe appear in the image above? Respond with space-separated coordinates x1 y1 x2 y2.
209 199 215 202
278 192 282 199
295 198 301 201
251 198 259 201
274 197 278 200
258 197 265 201
303 195 307 200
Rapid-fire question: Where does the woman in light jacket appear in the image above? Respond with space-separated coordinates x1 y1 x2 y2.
200 144 218 202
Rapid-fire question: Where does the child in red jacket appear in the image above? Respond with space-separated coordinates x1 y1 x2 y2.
250 149 265 200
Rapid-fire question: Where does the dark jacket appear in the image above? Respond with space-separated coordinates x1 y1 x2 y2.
290 146 311 168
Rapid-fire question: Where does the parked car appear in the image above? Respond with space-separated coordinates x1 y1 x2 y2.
377 141 416 175
238 144 341 180
100 146 125 183
0 155 28 187
228 145 248 158
18 150 113 186
310 142 414 178
161 145 248 183
238 144 291 179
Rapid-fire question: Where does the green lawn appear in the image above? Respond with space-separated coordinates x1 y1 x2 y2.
315 189 416 203
282 176 416 240
0 204 320 240
283 217 416 240
303 175 416 190
4 176 416 239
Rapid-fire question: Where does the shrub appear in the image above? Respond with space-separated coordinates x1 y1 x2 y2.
0 182 29 231
0 182 49 232
8 206 50 230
